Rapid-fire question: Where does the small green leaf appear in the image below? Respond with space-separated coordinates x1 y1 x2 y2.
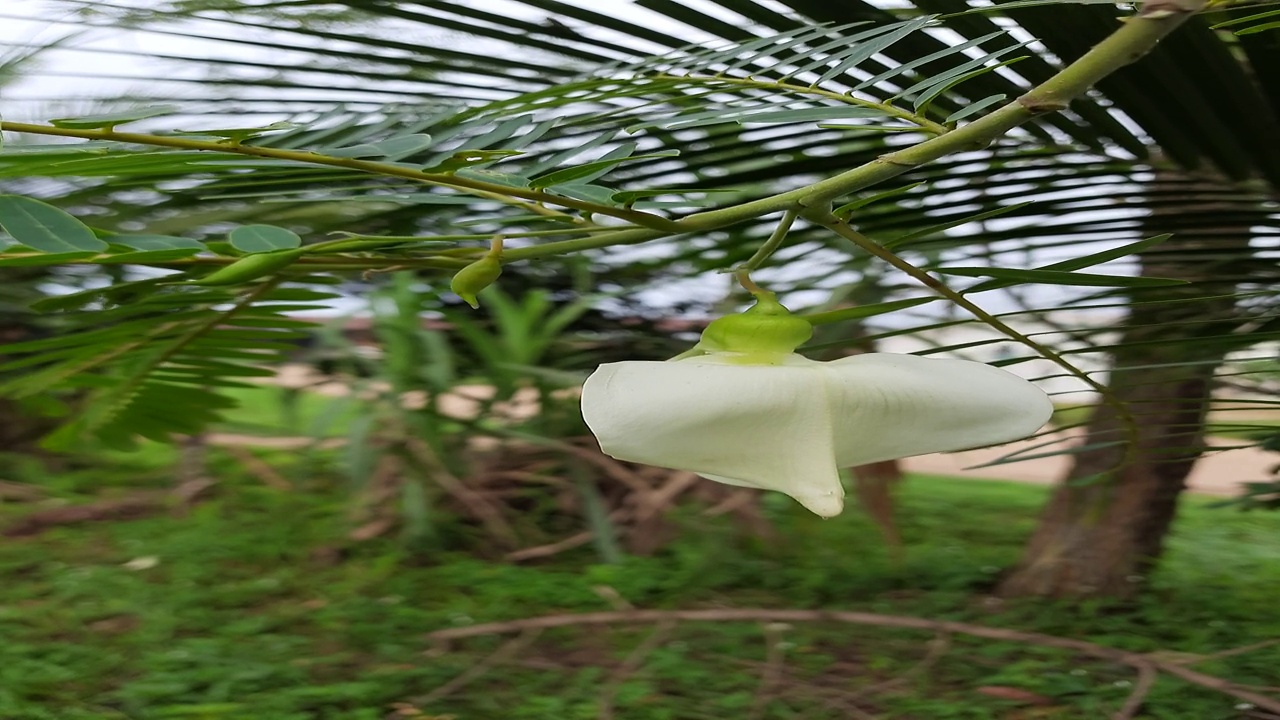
371 134 434 157
803 297 938 325
0 195 108 252
834 183 924 218
321 134 434 159
171 121 296 143
945 95 1007 124
423 149 523 173
228 225 303 253
935 266 1188 288
912 56 1028 114
1236 21 1280 35
110 234 205 251
965 234 1174 294
1210 8 1280 29
547 184 620 206
48 105 180 130
530 150 680 189
321 143 382 158
453 168 531 189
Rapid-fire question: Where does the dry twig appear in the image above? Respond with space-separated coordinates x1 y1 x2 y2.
221 445 294 491
426 608 1280 714
1181 638 1280 665
749 623 792 720
405 438 518 547
561 443 655 498
633 471 699 522
420 627 543 705
597 621 677 720
1113 661 1159 720
0 480 46 502
2 495 163 537
505 509 629 562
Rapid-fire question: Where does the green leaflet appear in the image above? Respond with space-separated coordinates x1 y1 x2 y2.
0 195 107 253
228 225 304 253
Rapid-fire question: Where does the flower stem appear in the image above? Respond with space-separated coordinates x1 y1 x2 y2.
735 270 765 296
737 209 799 274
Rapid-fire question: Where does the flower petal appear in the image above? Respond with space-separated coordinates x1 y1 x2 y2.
818 353 1053 467
581 359 846 516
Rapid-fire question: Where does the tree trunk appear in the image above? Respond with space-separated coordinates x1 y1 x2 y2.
999 168 1258 599
851 459 905 563
997 364 1216 598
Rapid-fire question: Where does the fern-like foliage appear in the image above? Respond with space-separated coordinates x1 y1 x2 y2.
0 271 336 449
1 4 1278 472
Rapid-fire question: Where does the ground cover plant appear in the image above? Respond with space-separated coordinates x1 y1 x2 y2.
2 450 1278 720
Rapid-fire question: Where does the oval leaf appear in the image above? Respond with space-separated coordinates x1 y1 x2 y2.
322 134 434 158
530 150 680 189
547 183 620 205
48 105 180 130
0 195 107 252
371 134 434 157
111 234 205 251
804 297 938 325
936 266 1188 288
228 225 303 253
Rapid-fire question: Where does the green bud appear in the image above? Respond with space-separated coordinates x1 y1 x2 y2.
699 292 812 362
450 254 503 308
193 249 306 286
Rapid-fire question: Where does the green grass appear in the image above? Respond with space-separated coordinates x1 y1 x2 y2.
1 455 1278 720
213 384 366 438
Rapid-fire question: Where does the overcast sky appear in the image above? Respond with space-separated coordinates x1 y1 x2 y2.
0 0 734 121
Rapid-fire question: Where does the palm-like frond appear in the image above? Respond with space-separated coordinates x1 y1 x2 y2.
0 1 1276 463
0 272 336 449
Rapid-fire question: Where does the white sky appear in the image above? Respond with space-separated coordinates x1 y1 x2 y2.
0 0 720 120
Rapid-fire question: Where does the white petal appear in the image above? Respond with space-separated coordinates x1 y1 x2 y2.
817 353 1053 467
581 358 846 516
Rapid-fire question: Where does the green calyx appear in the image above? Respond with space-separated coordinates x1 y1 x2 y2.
699 291 812 362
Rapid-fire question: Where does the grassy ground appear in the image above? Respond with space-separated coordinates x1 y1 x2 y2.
1 448 1278 720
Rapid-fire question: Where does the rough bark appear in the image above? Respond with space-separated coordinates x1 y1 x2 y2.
999 168 1260 599
997 364 1217 598
851 459 905 562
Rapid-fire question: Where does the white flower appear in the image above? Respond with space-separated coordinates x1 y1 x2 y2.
581 351 1052 517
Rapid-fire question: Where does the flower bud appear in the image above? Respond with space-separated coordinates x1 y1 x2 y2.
699 292 812 362
194 249 306 286
450 254 502 308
